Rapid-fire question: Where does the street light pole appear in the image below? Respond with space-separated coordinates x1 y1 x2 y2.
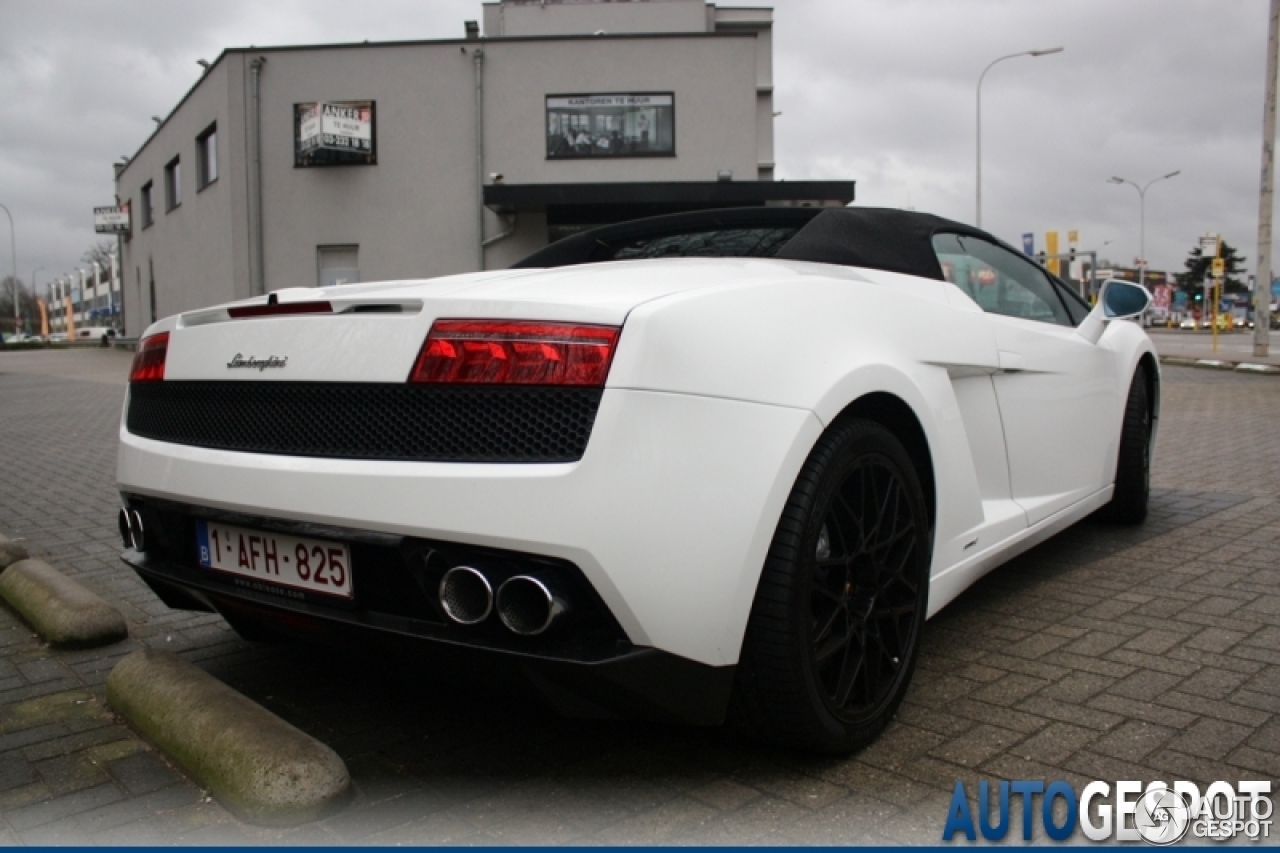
1108 171 1181 289
976 47 1064 229
0 203 16 337
29 266 43 335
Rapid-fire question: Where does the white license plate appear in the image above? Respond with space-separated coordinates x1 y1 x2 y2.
196 521 353 600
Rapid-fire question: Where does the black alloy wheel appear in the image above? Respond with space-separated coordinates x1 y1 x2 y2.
732 418 931 754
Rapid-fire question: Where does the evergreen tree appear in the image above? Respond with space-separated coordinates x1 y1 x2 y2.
1174 240 1247 305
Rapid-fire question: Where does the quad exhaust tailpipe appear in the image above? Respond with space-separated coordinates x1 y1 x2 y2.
438 566 493 625
118 508 146 551
495 575 568 636
438 566 570 634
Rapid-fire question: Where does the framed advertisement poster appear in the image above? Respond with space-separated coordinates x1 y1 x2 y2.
294 101 377 167
546 93 674 159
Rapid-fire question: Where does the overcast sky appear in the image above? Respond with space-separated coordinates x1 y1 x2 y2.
0 0 1273 293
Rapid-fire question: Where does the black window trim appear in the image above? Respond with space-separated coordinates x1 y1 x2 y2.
196 122 218 192
140 181 154 230
164 156 181 212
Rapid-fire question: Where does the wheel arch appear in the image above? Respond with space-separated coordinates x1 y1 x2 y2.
828 391 937 537
1137 350 1160 433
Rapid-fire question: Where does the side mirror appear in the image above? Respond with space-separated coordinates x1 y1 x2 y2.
1101 279 1152 320
1076 279 1153 344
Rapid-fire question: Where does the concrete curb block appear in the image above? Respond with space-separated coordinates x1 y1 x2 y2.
106 648 350 826
0 559 128 647
0 536 28 571
1235 362 1280 374
1158 355 1280 375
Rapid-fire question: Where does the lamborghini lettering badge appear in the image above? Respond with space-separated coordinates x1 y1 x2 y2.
227 354 288 370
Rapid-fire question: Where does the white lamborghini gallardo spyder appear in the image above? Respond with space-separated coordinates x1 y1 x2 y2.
117 207 1158 753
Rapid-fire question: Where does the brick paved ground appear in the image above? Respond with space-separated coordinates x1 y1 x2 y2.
0 349 1275 844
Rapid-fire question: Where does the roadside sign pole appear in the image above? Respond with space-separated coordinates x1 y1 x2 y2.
1211 250 1225 354
1255 0 1278 357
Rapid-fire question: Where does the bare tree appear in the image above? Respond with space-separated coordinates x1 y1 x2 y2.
81 241 116 272
0 275 38 336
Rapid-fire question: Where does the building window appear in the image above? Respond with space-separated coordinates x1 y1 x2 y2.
141 182 154 228
165 157 181 211
317 245 359 288
546 93 675 159
197 124 217 189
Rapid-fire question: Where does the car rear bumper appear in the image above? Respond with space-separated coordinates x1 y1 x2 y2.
117 387 823 667
123 546 737 725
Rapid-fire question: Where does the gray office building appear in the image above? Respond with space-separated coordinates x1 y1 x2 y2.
112 0 854 336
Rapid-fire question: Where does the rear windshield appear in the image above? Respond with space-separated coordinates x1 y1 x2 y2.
607 227 801 261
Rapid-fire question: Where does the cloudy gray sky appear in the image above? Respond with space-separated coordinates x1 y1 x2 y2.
0 0 1272 293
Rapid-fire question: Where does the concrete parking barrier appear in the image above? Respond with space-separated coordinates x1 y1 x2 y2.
106 648 350 826
0 559 127 647
0 534 28 570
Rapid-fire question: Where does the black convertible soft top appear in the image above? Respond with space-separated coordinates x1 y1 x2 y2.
512 206 1013 281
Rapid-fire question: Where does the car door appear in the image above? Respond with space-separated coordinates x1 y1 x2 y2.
933 234 1120 526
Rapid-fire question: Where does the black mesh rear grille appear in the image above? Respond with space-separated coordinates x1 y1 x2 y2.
126 381 602 463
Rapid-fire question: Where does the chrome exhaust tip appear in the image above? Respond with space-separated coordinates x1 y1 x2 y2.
438 566 493 625
117 508 134 550
127 509 146 551
495 575 567 636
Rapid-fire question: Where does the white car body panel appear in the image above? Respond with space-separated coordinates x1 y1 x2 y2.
119 254 1158 668
121 387 821 666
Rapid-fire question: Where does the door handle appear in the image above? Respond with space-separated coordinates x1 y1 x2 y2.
997 350 1024 372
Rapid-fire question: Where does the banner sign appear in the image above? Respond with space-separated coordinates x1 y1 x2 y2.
295 101 377 167
94 203 130 235
1152 285 1172 310
1021 233 1034 256
546 93 675 159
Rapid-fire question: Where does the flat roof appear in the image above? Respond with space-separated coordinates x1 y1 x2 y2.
484 180 855 210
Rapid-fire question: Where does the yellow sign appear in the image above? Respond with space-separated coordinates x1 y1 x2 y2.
1211 257 1225 278
1045 231 1060 275
1067 230 1079 246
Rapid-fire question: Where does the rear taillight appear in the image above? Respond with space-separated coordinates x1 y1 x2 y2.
409 320 620 386
129 332 169 383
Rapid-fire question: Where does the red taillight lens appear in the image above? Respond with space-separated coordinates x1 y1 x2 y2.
129 332 169 383
409 320 620 386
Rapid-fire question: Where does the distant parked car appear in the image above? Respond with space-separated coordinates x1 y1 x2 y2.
1179 316 1198 330
75 327 118 346
48 333 68 343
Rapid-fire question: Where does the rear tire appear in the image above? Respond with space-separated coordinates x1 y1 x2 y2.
1104 370 1151 525
731 419 930 754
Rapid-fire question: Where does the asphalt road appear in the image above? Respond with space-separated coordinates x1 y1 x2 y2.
0 348 1275 844
1146 328 1280 366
